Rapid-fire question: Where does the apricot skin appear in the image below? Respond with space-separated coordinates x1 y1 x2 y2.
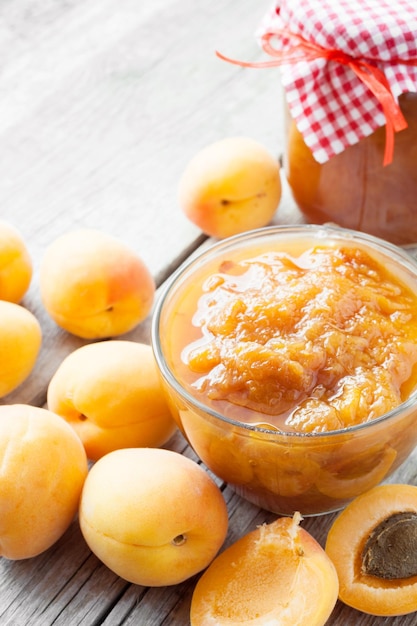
39 229 155 339
0 301 42 398
190 513 338 626
0 404 88 560
79 448 228 586
178 137 282 238
325 483 417 617
0 220 32 303
47 340 177 460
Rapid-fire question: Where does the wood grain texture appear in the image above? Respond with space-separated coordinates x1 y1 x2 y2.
0 0 416 624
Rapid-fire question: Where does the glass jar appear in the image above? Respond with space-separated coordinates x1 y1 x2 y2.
284 93 417 246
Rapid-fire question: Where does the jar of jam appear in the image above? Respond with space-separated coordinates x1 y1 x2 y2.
257 0 417 245
285 93 417 245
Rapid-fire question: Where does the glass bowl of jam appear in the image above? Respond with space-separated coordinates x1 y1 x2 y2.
152 224 417 515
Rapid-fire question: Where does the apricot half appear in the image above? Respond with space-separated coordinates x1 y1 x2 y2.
178 137 282 238
79 448 228 586
190 513 338 625
47 340 177 460
325 483 417 616
39 229 155 339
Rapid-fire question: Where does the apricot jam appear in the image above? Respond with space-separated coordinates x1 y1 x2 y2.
285 93 417 246
178 243 417 432
154 226 417 514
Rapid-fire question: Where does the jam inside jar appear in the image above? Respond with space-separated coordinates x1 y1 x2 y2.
284 92 417 246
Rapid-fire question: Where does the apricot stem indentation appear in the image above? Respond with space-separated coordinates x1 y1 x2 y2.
171 534 187 546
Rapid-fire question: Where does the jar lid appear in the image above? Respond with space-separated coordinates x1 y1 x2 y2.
256 0 417 164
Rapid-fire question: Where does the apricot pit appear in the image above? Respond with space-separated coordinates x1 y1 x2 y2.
362 511 417 580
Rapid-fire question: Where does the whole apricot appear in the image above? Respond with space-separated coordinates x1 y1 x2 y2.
79 447 228 586
0 301 42 398
178 137 282 238
325 483 417 616
0 220 32 303
47 340 177 461
39 229 155 339
190 512 338 626
0 404 88 559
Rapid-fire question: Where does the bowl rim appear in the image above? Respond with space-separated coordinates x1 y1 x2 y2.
151 224 417 439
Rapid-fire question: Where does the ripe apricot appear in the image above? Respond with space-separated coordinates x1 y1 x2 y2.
39 229 155 339
47 340 177 460
0 404 88 559
178 137 281 238
0 301 42 397
325 483 417 616
0 220 32 303
79 448 228 586
190 513 338 625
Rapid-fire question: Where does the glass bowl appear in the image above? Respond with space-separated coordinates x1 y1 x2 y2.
151 225 417 515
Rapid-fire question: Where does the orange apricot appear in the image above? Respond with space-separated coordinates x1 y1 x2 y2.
178 137 282 238
47 341 177 461
0 404 88 559
79 448 228 586
0 220 32 303
190 512 338 625
0 301 42 398
325 483 417 616
39 229 155 339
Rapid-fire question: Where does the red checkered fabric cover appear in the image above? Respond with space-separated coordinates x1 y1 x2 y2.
258 0 417 163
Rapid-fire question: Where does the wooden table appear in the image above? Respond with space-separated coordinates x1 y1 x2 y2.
1 1 417 624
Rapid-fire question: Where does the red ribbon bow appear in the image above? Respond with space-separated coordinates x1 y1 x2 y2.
217 30 411 166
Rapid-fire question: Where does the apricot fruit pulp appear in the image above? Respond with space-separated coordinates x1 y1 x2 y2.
0 220 32 303
0 301 42 398
79 447 228 586
325 483 417 616
39 228 155 339
0 404 88 560
47 340 177 461
190 512 338 626
178 136 282 238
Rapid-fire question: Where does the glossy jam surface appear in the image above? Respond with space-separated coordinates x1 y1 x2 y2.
173 243 417 434
285 93 417 245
